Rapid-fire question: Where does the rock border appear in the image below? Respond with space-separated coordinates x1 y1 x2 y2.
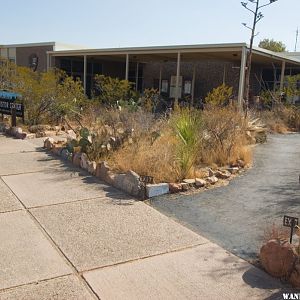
42 137 247 200
0 123 69 140
43 137 148 199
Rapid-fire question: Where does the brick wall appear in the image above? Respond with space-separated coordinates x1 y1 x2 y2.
143 60 263 100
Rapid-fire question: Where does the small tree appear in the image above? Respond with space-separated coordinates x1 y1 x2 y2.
12 67 86 125
258 38 286 52
51 74 87 126
284 74 300 98
93 75 137 107
13 67 58 125
241 0 279 111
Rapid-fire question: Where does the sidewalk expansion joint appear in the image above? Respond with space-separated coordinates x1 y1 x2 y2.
79 241 210 275
0 177 100 300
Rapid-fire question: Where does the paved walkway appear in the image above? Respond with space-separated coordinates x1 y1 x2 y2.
0 133 284 299
150 134 300 261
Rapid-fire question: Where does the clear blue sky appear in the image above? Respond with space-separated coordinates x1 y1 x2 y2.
2 0 300 51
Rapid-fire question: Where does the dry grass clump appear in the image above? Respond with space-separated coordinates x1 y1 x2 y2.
257 105 300 133
109 129 178 183
200 106 252 166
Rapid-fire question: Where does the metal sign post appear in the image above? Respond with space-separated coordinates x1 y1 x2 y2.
283 215 299 243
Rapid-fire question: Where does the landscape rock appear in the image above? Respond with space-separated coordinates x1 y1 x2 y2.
95 161 114 185
15 132 27 140
111 171 142 197
80 153 89 170
43 130 57 137
43 137 55 150
29 125 52 133
289 263 300 288
122 170 143 197
66 129 77 140
28 125 39 133
146 183 169 198
72 152 82 167
207 168 214 177
195 178 206 187
51 144 63 156
50 125 61 132
227 167 239 174
60 148 70 160
87 161 97 175
183 179 196 185
237 159 246 168
206 176 218 184
24 133 36 139
181 182 190 191
215 170 231 179
169 183 182 193
260 239 297 278
56 131 65 136
11 127 22 136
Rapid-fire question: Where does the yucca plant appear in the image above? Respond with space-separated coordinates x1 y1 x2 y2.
171 109 202 180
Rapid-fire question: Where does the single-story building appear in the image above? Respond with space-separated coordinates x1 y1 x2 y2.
2 42 300 106
47 43 300 106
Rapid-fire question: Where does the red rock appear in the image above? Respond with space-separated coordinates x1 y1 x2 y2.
169 183 182 193
260 239 297 278
289 263 300 288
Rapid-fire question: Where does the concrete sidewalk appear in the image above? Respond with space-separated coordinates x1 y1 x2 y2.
0 133 283 299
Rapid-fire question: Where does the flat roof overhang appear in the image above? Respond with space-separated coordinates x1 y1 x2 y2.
48 43 300 68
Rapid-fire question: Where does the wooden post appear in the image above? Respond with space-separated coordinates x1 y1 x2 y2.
11 108 16 127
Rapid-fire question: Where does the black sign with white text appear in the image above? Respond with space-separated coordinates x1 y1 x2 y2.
0 99 24 118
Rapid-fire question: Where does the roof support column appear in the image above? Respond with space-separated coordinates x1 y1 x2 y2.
191 64 196 107
125 54 129 81
223 64 226 85
238 46 247 111
46 53 50 71
280 61 286 93
83 55 87 95
135 62 139 91
175 52 181 108
159 65 162 94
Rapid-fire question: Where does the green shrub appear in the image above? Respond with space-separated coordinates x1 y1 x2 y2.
205 84 233 106
93 75 138 107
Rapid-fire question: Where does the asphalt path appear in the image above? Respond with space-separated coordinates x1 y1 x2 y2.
150 134 300 260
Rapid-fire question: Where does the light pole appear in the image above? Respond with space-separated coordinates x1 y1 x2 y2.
241 0 278 112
